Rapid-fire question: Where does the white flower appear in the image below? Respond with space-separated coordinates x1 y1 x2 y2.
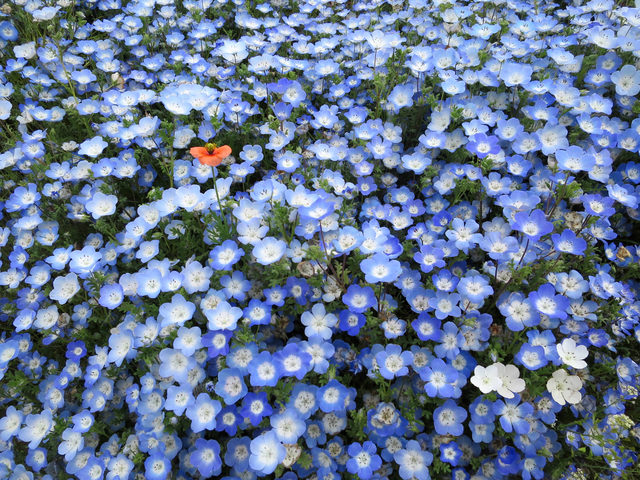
547 369 583 405
470 365 503 394
557 338 588 369
494 363 526 399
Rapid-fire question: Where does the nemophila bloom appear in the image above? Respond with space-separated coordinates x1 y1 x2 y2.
440 441 463 467
393 440 433 480
497 292 541 331
191 438 222 478
414 245 446 273
433 399 467 436
493 393 534 434
270 409 305 443
0 406 23 442
274 344 312 380
420 358 459 398
611 64 640 96
494 363 526 399
241 392 273 426
186 393 222 433
512 209 554 242
360 253 402 284
252 237 287 265
209 240 244 270
299 336 334 375
220 271 252 301
412 314 441 342
98 284 124 310
552 229 587 255
204 301 242 331
165 385 195 416
342 285 377 313
375 344 413 380
248 351 280 387
18 409 53 449
145 453 170 480
301 303 338 339
466 133 501 158
243 299 271 326
529 284 570 320
49 273 81 304
159 294 196 328
78 136 108 158
215 368 247 405
107 330 135 367
556 146 596 172
347 441 382 480
429 292 461 320
516 343 549 371
225 437 252 472
173 326 202 357
249 430 286 476
85 192 118 219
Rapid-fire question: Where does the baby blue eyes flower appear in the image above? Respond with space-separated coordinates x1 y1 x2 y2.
375 344 413 380
274 344 312 380
301 303 338 339
158 294 196 328
241 392 273 426
18 410 53 449
360 253 402 284
144 453 171 480
270 409 306 443
317 379 348 413
191 438 222 478
433 399 467 436
420 358 459 398
209 239 244 270
346 441 382 480
247 351 280 387
394 440 433 480
249 430 287 476
215 368 247 405
165 385 195 416
186 394 222 433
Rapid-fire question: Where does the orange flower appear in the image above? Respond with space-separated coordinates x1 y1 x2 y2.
190 143 232 166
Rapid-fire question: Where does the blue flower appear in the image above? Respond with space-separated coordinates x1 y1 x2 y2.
440 441 463 467
493 393 534 434
271 409 306 443
224 437 252 472
301 303 338 339
249 430 286 475
420 358 458 398
551 229 587 256
240 392 273 426
214 368 247 405
433 399 467 436
317 379 348 413
209 239 244 270
375 344 413 380
360 253 402 284
186 394 222 433
346 441 382 480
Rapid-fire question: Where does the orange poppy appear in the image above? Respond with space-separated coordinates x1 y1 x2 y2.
190 143 232 166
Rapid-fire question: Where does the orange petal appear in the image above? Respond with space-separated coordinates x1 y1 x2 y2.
197 155 224 167
213 145 232 159
190 146 209 157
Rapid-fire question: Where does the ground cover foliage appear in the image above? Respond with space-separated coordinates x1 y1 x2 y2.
1 0 640 479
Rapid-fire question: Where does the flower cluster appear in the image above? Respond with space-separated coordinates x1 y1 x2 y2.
1 0 640 479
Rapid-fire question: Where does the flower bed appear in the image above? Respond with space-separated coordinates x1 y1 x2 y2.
1 0 640 479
